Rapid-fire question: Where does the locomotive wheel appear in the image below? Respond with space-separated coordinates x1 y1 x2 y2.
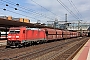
17 44 22 48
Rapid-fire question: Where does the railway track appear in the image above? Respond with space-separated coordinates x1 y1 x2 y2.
24 37 89 60
0 37 89 60
51 37 89 60
0 38 65 59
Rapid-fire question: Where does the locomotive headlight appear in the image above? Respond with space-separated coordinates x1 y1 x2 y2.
16 36 19 38
8 36 11 38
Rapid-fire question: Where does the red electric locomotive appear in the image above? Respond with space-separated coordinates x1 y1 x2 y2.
7 27 46 47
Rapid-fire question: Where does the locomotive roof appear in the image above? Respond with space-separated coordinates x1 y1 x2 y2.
26 28 41 30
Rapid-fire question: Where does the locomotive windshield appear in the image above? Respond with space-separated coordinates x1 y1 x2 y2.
9 30 20 34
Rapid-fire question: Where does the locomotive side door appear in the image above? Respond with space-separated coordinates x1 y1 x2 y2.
45 30 48 40
23 30 26 40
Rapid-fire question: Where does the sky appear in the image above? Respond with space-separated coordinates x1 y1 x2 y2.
0 0 90 24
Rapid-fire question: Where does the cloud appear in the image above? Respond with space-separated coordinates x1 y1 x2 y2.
0 0 90 23
26 0 68 22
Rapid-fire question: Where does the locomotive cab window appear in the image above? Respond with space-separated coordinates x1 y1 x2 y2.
15 30 20 33
9 30 14 34
9 30 20 34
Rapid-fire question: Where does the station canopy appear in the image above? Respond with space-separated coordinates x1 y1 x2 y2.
0 18 50 28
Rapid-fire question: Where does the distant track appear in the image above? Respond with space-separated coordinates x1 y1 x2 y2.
0 37 89 60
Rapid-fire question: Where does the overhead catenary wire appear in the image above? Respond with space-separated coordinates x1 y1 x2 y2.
57 0 80 20
2 8 38 20
70 0 83 18
0 0 55 20
0 1 51 19
31 0 64 21
0 8 7 16
0 0 82 22
30 0 57 16
57 0 81 20
0 0 42 15
67 0 82 18
0 5 38 20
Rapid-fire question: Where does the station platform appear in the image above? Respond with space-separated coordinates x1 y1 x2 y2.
0 40 7 46
73 38 90 60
